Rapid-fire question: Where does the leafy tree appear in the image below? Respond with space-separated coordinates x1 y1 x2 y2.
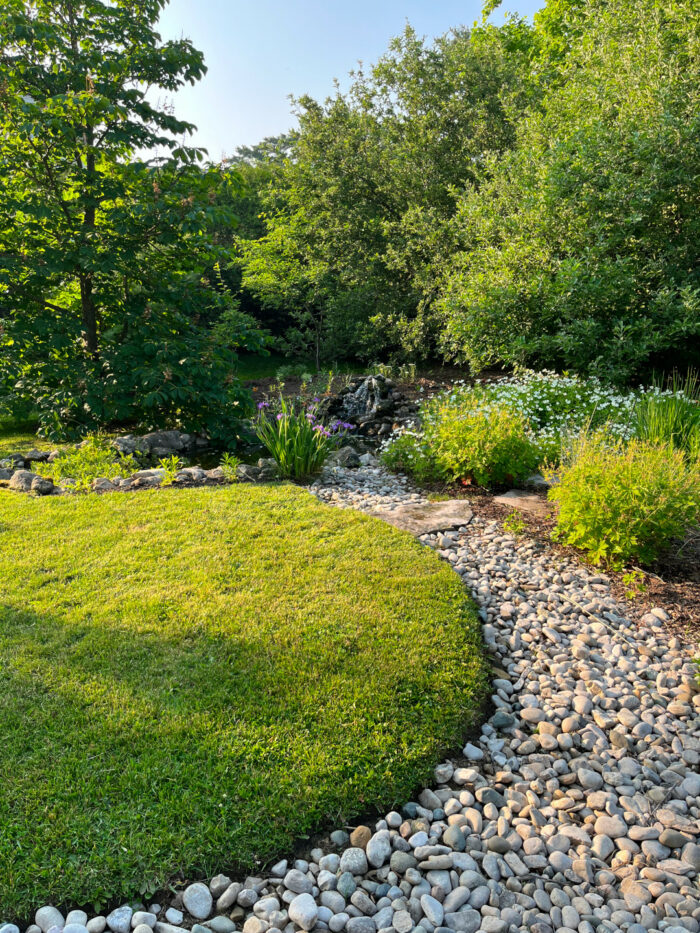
0 0 264 440
438 0 700 382
241 22 533 364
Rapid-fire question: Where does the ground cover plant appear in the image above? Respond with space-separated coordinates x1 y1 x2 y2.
34 435 137 492
0 483 488 918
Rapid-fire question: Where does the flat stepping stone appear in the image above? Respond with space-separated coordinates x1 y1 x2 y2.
493 489 551 516
369 500 473 535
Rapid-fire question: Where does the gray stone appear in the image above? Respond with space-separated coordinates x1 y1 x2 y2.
339 848 368 875
442 826 466 852
345 920 375 933
131 915 155 931
337 872 357 899
285 869 314 895
9 469 37 493
443 910 480 933
66 915 88 928
106 909 133 933
366 831 392 868
206 920 236 933
183 883 213 920
594 815 627 839
288 894 318 931
389 851 417 874
87 920 106 933
371 501 473 535
420 896 443 927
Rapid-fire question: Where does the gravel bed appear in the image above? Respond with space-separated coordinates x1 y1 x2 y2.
5 464 698 933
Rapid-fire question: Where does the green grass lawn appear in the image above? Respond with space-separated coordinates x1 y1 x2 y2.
0 416 50 458
0 483 488 918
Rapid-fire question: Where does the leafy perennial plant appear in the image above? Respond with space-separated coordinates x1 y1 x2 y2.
255 397 353 481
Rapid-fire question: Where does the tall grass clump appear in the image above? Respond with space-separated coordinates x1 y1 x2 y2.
256 397 352 481
632 371 700 453
547 432 700 568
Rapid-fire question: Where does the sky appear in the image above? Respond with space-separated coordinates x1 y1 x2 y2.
155 0 543 160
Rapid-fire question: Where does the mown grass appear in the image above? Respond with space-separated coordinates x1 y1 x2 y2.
0 416 50 458
0 483 488 919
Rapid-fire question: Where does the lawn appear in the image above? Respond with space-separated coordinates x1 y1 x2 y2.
0 483 488 918
0 416 51 458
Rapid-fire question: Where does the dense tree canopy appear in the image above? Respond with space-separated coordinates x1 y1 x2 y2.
0 0 264 439
239 0 700 382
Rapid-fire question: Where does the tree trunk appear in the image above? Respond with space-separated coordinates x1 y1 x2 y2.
80 124 99 360
80 273 98 359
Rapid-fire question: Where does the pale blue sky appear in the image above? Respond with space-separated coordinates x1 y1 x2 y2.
155 0 542 159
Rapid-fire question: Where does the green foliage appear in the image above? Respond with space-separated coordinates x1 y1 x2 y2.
157 455 183 486
240 22 531 363
36 435 135 491
380 431 443 485
0 483 488 916
431 399 539 487
502 510 527 536
255 397 350 481
632 372 700 453
440 0 700 382
0 1 265 441
276 363 316 383
233 0 700 382
219 451 241 480
547 433 700 568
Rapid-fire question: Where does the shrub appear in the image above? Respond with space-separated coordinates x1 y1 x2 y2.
36 435 137 491
431 399 538 487
255 397 352 481
380 431 442 485
547 433 700 568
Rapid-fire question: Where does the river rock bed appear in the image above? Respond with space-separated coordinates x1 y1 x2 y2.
3 465 698 933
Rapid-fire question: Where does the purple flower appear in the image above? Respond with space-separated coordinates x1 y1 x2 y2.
276 413 284 420
257 401 270 410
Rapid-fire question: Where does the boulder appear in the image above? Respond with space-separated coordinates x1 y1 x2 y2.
92 478 118 493
8 469 36 492
327 446 361 468
31 475 55 496
25 448 51 462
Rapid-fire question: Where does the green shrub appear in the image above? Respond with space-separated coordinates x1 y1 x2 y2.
432 399 538 487
255 397 352 481
36 435 137 491
547 433 700 568
380 431 442 484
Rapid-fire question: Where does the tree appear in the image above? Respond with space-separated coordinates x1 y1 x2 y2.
0 0 264 439
240 22 533 364
438 0 700 382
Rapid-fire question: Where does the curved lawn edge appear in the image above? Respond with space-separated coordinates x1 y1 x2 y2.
0 483 489 918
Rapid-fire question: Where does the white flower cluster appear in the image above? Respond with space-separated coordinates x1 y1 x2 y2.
382 370 698 467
